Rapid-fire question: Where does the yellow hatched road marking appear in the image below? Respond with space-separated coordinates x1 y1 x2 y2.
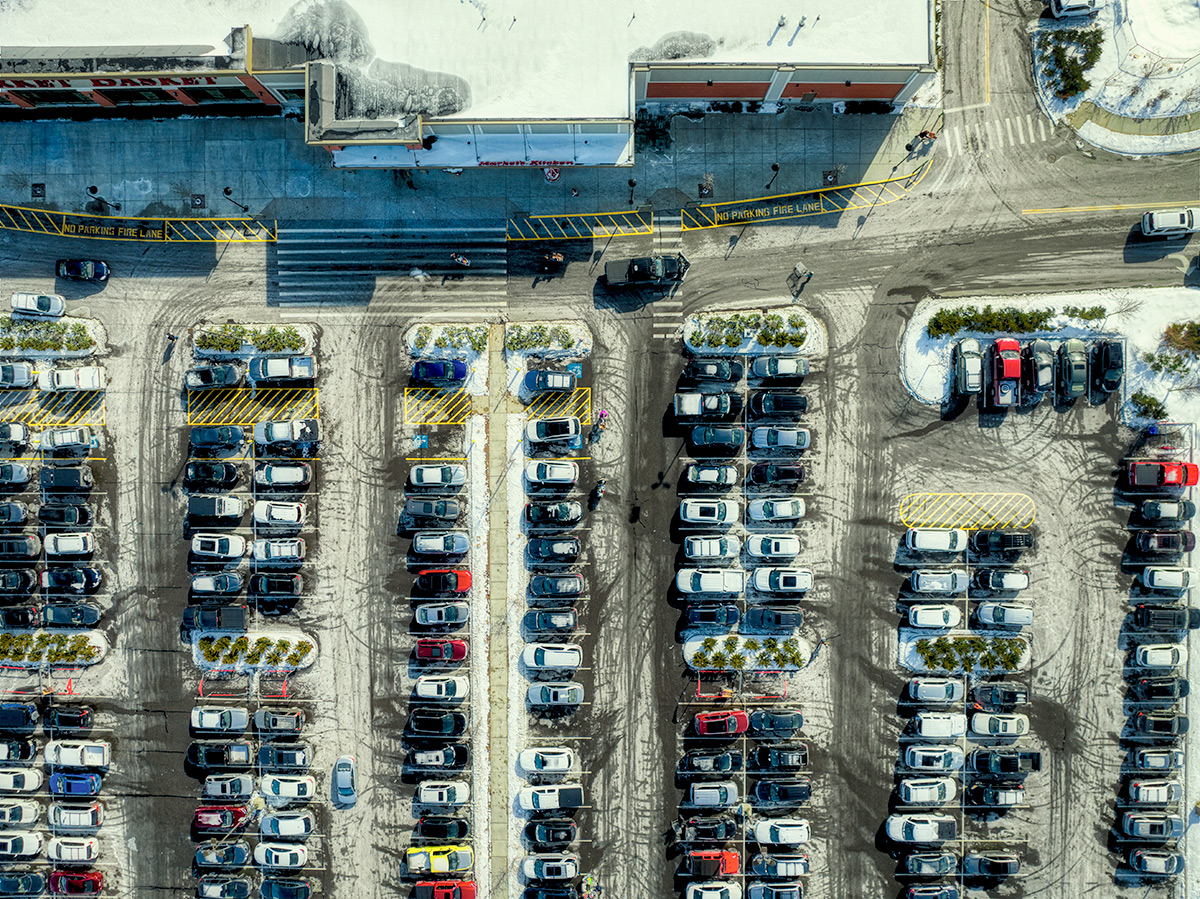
187 387 319 426
0 391 105 426
526 388 591 425
899 492 1036 530
404 388 471 425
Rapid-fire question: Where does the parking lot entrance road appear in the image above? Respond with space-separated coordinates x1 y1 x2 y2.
186 387 319 426
899 492 1036 530
0 390 104 426
526 387 592 425
404 388 472 425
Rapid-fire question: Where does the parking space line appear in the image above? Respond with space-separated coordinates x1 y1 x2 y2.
187 387 319 426
899 492 1035 530
404 388 471 425
526 387 591 424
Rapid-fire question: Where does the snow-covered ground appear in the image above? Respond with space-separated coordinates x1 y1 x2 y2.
403 323 490 397
900 288 1200 429
683 305 829 358
1033 0 1200 151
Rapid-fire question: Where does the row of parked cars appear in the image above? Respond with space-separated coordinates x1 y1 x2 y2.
1110 454 1197 879
179 347 328 898
396 359 477 899
513 368 592 899
889 526 1042 898
672 355 813 899
952 336 1123 408
0 699 109 895
0 423 106 630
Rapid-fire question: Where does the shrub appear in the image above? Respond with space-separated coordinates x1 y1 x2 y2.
1162 321 1200 355
1131 390 1167 420
1143 352 1191 376
709 650 727 668
926 305 1055 339
414 326 432 350
196 324 247 352
252 326 304 352
288 641 314 666
1063 305 1106 322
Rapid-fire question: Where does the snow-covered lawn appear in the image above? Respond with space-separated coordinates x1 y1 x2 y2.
900 288 1200 431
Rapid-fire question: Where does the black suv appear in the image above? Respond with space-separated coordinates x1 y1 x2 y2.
974 684 1029 707
0 703 37 733
1095 339 1124 392
748 463 805 487
750 744 809 771
185 462 239 488
38 505 94 528
189 426 245 450
749 393 808 416
1131 677 1190 703
1134 604 1200 632
416 816 470 840
751 777 811 804
40 466 93 493
743 608 804 630
970 529 1034 554
406 708 468 738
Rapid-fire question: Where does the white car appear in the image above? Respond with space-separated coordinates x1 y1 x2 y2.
253 501 306 527
746 535 800 558
0 364 35 389
418 780 470 806
686 884 743 899
47 835 98 863
522 643 583 670
908 605 961 629
685 464 738 487
1136 749 1184 771
1143 567 1193 592
260 810 316 840
750 568 812 593
747 499 805 522
751 427 810 450
904 745 965 772
680 500 739 526
251 538 306 562
527 682 584 706
977 603 1033 627
751 818 810 845
414 675 469 701
191 534 246 559
260 774 316 804
408 464 466 489
885 814 956 843
413 531 469 556
521 853 579 881
910 570 968 594
414 602 469 627
518 747 574 774
0 832 43 859
42 427 92 451
10 292 65 318
525 461 578 486
525 417 581 444
683 536 741 561
517 783 584 812
0 770 40 795
0 800 39 827
907 678 965 704
1049 0 1099 17
1141 207 1199 237
689 781 739 807
676 569 746 594
45 533 94 557
43 741 110 768
970 713 1030 737
253 419 319 446
0 424 27 446
913 713 966 739
38 366 106 393
751 356 808 379
203 774 254 800
898 777 956 805
1129 779 1183 804
254 842 308 869
48 802 102 832
905 528 967 553
255 464 313 488
1136 643 1188 669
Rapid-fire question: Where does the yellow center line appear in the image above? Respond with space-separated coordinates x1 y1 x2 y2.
1023 201 1200 216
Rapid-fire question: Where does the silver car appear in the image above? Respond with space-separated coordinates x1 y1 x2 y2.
910 569 968 594
954 338 982 394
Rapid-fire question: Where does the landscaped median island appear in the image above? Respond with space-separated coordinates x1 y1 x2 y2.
191 631 318 673
683 633 813 671
0 630 106 666
683 307 827 356
192 321 315 357
899 633 1030 675
0 314 104 357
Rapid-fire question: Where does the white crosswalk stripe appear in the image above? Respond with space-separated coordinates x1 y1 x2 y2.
271 224 508 310
651 213 686 339
945 113 1058 158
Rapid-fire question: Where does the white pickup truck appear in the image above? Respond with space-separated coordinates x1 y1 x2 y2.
249 356 318 382
44 740 111 769
674 392 732 419
38 366 106 393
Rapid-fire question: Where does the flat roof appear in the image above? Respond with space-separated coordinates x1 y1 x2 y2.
2 0 931 118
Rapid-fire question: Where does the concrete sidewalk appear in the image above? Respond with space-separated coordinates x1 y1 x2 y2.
0 105 938 225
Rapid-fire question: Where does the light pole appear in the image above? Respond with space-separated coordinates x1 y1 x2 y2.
86 186 120 212
765 163 780 191
222 187 250 215
628 178 637 205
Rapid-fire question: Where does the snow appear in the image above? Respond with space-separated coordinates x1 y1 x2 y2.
683 306 828 358
404 322 490 396
505 396 531 889
898 631 1031 674
504 321 593 362
4 0 931 120
190 630 318 673
1032 0 1200 152
899 288 1200 432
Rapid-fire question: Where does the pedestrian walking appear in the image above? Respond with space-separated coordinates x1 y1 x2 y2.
571 188 579 197
918 130 937 141
450 253 470 267
167 332 178 343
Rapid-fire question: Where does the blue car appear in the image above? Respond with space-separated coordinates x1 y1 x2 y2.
56 259 110 282
412 360 468 384
49 772 101 796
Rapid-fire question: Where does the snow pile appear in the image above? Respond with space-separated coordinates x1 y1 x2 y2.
899 289 1200 429
683 306 828 358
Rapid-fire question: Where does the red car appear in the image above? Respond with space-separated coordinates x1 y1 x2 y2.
416 569 472 594
192 804 249 833
694 710 749 736
992 337 1021 407
1128 460 1200 489
686 849 740 875
415 882 477 899
416 639 468 662
49 872 104 895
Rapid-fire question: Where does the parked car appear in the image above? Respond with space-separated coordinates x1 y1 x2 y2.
747 499 805 522
954 337 982 394
685 464 739 488
750 357 808 379
750 427 809 451
527 538 580 563
523 370 576 394
10 293 64 318
1134 604 1200 632
969 713 1029 737
527 682 584 706
898 777 956 805
45 533 94 557
416 639 468 663
42 604 101 628
1136 531 1196 554
525 502 583 529
905 528 967 553
676 569 745 595
415 569 472 595
0 465 29 489
1057 338 1088 399
185 365 243 390
976 603 1033 628
56 260 109 281
1095 339 1124 392
908 678 965 704
414 603 469 627
694 711 749 737
412 360 467 384
688 782 740 808
679 750 742 776
249 574 303 597
526 417 581 445
1142 567 1194 593
750 568 812 593
529 575 583 598
910 570 968 594
684 536 742 561
407 709 469 739
191 534 246 560
522 644 582 671
973 568 1030 591
190 425 245 450
0 365 34 390
749 393 807 416
255 708 305 738
1128 778 1183 804
1136 643 1188 669
685 359 741 382
749 709 803 740
680 500 739 526
191 707 250 734
0 424 28 447
529 609 579 633
525 461 578 487
1133 711 1189 739
904 745 965 772
524 817 575 850
248 357 317 383
885 814 957 843
1140 500 1196 523
690 426 745 451
1129 848 1185 875
748 463 804 488
908 605 961 629
974 683 1029 707
962 852 1019 877
1131 677 1189 703
255 463 312 489
746 535 800 558
1135 749 1185 771
743 608 802 630
251 538 306 563
751 778 811 805
1121 812 1185 842
912 712 967 740
186 461 239 488
970 529 1033 554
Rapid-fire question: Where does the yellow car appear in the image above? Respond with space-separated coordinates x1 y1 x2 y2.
406 844 474 874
